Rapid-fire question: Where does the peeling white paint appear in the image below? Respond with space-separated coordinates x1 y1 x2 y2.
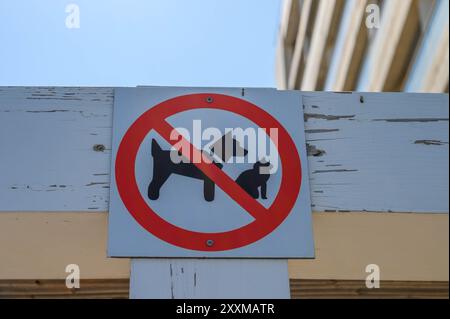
0 88 448 213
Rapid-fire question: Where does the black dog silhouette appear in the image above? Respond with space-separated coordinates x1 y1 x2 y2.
235 161 272 199
148 137 247 201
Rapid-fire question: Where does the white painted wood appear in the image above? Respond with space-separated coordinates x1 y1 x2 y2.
304 92 449 213
130 258 290 299
357 0 413 91
405 0 449 93
0 87 113 211
0 88 448 213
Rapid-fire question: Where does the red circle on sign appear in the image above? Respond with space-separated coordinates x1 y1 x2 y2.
115 93 302 251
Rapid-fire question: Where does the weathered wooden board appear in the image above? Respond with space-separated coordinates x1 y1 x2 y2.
130 259 290 299
0 87 113 211
0 87 448 213
303 92 449 212
0 279 447 299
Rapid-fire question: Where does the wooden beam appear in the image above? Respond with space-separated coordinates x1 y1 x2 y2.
303 92 448 212
405 0 449 93
288 212 449 282
290 279 449 299
0 279 447 299
0 87 114 212
0 86 448 299
0 212 448 281
324 0 368 91
300 0 339 91
0 279 129 299
357 0 415 91
0 88 448 213
130 259 290 299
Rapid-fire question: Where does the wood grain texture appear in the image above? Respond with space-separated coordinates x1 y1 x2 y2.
0 87 113 211
0 279 129 299
290 279 449 299
130 259 290 299
303 92 449 212
0 87 448 213
0 279 447 299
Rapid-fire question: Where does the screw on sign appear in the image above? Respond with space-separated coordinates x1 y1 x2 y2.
115 93 302 252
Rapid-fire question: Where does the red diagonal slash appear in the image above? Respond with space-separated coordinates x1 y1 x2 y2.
153 119 269 221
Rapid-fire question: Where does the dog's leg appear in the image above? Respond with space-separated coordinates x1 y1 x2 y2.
148 138 172 200
148 171 170 200
260 182 267 199
203 178 215 201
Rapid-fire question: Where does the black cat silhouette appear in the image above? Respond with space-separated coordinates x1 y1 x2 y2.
235 161 272 199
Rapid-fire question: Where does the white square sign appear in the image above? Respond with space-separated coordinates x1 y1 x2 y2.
108 87 314 258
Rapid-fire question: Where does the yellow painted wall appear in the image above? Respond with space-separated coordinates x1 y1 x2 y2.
289 212 449 281
0 212 447 281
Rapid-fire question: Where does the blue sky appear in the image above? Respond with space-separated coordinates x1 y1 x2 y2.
0 0 281 87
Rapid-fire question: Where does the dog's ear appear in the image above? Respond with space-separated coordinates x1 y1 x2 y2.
210 132 249 162
258 158 270 166
232 137 248 157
